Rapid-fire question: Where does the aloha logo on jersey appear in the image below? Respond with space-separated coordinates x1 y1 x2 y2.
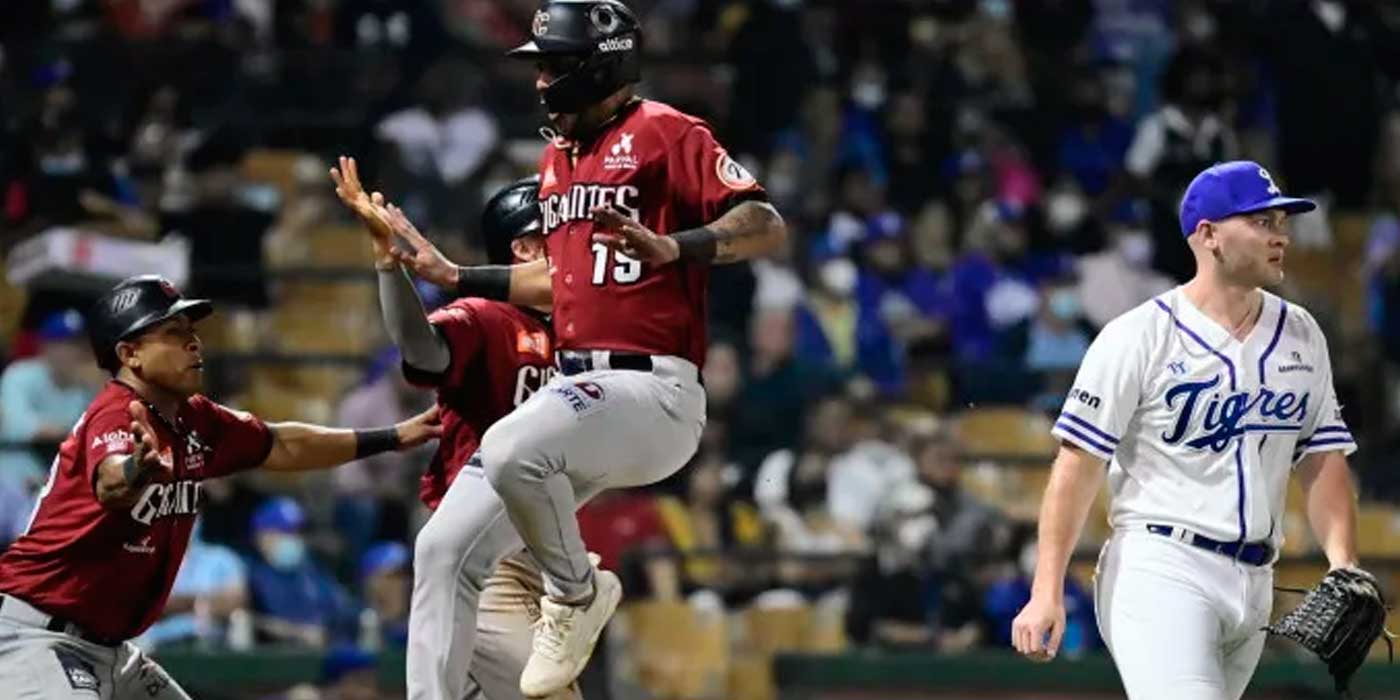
130 480 203 526
604 133 639 170
514 364 559 406
1161 374 1310 452
541 183 640 232
92 429 134 453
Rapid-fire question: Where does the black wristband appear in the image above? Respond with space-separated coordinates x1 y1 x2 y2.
354 427 401 459
455 265 511 301
121 454 153 489
672 226 719 262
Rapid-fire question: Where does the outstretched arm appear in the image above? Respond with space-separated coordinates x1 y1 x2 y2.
257 406 441 473
379 203 553 307
330 156 452 373
591 199 787 266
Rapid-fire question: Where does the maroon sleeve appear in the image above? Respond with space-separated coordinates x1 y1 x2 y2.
189 396 274 477
404 303 485 389
81 406 137 487
667 123 768 224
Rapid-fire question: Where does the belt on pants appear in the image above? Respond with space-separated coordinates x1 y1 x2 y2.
1145 524 1274 567
556 350 653 376
0 594 122 647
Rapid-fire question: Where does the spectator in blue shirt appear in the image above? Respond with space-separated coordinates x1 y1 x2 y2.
247 497 357 647
136 518 248 649
0 310 97 490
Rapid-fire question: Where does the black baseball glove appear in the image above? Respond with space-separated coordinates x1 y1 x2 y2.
1265 567 1395 697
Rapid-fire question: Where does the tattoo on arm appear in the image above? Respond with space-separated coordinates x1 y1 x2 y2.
706 200 783 263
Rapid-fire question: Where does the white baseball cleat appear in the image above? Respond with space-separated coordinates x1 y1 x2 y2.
519 568 622 698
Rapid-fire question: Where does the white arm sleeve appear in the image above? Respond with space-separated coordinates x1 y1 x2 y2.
1051 318 1148 461
1293 329 1357 464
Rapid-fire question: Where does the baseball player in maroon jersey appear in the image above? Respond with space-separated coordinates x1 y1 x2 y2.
382 1 787 697
332 158 588 700
0 275 441 700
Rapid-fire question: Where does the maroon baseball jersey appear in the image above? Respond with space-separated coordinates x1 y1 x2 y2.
405 298 555 510
0 380 272 642
536 99 767 368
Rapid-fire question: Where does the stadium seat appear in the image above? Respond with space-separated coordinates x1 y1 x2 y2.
1357 506 1400 558
952 407 1058 459
620 600 728 700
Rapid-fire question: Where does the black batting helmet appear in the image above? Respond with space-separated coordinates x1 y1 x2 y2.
507 0 642 114
89 275 212 372
481 176 543 265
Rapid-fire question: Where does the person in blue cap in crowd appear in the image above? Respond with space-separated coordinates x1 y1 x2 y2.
0 310 98 488
359 541 410 648
0 309 98 545
247 496 358 647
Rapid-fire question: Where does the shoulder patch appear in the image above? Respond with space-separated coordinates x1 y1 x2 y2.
715 149 757 191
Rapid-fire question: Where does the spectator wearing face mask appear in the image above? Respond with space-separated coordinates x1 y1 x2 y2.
1002 278 1094 413
1076 222 1174 329
246 497 357 647
795 252 902 392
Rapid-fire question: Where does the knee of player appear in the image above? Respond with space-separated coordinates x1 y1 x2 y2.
413 518 468 574
479 437 550 490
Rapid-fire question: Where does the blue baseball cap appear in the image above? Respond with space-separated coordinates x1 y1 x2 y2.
1179 161 1316 237
251 496 306 534
360 541 409 581
38 310 85 342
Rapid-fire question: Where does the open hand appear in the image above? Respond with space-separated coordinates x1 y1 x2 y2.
127 401 173 481
380 203 459 290
591 206 677 265
394 405 443 449
329 155 395 267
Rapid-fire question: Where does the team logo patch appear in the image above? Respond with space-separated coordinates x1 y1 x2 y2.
55 650 100 694
516 330 551 358
123 535 156 555
604 133 639 170
109 288 141 315
1277 349 1314 374
532 10 549 37
1258 166 1281 196
715 149 757 191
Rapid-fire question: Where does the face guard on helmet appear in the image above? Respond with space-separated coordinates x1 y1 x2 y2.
507 0 642 114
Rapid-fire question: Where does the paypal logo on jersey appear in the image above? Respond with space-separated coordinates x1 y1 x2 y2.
1161 375 1309 452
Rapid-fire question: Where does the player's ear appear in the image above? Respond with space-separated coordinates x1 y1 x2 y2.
115 339 141 372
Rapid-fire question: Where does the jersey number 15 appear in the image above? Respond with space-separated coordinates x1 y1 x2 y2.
590 242 642 285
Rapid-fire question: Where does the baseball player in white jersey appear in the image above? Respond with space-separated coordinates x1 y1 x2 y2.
1012 160 1365 700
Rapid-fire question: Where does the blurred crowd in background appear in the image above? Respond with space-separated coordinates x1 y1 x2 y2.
5 0 1400 697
